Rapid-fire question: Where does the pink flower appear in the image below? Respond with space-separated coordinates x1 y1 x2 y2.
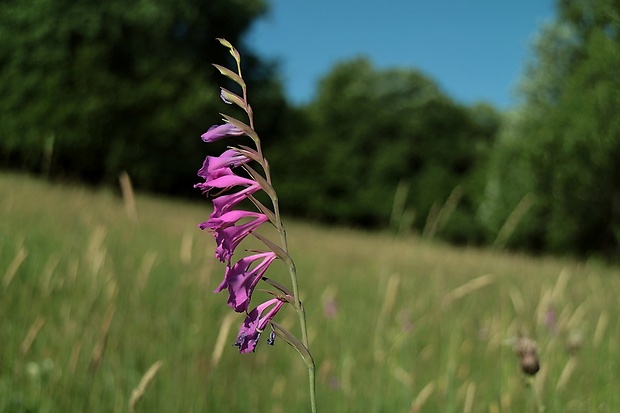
194 172 257 196
201 123 244 143
196 149 249 182
214 252 277 312
194 150 256 197
199 210 269 263
211 183 261 218
234 298 286 353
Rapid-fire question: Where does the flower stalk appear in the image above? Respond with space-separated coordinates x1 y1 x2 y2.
195 38 316 412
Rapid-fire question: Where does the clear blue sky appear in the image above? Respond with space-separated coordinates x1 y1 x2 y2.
247 1 556 109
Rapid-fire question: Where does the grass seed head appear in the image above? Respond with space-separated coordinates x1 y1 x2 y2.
513 336 540 376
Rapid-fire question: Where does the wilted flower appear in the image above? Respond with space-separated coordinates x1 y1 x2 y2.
234 298 286 353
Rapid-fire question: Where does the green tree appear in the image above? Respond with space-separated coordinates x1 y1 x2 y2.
273 57 499 242
481 0 620 256
0 0 287 194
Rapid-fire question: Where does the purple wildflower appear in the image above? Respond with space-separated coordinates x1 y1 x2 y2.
195 172 257 196
196 149 249 182
211 183 261 218
201 123 244 143
214 251 277 312
199 210 269 263
234 298 285 353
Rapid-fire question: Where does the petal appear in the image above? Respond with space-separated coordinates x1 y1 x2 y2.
197 149 249 181
194 174 257 195
200 209 260 231
216 252 277 312
199 211 268 262
211 183 261 218
213 214 269 262
234 298 285 353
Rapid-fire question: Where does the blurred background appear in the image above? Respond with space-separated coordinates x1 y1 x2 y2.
1 0 619 259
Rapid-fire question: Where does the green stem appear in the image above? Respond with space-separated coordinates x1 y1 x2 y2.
271 182 316 413
242 83 316 413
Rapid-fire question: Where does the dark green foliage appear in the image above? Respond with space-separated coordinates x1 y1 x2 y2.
0 0 288 195
482 0 620 257
270 58 499 242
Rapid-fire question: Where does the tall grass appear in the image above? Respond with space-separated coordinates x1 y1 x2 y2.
2 172 619 412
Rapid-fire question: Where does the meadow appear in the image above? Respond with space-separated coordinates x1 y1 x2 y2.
1 172 619 412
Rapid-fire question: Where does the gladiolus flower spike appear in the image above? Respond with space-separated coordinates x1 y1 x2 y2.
195 39 317 412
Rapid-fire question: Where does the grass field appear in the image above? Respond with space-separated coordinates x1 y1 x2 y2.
1 172 619 412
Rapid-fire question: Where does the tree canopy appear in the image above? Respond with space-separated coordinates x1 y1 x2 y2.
481 0 620 256
3 0 619 258
270 57 500 242
0 0 288 194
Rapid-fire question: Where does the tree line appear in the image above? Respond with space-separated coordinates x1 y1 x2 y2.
1 0 618 259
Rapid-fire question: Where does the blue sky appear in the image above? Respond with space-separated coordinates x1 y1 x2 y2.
247 1 556 109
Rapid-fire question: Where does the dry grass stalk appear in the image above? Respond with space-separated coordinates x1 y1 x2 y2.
180 231 193 265
119 171 138 222
374 274 400 362
593 311 609 348
390 179 415 234
210 312 237 369
69 341 82 374
316 359 333 384
508 287 526 314
463 381 476 413
391 364 412 387
442 274 495 305
535 288 553 328
550 268 570 303
534 363 548 399
40 253 60 295
422 201 440 238
270 375 286 398
3 247 28 288
135 251 157 291
129 360 163 413
556 357 578 391
20 316 45 355
409 381 436 413
566 304 586 330
86 226 107 277
492 192 534 249
341 354 353 396
423 185 463 239
90 304 116 371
